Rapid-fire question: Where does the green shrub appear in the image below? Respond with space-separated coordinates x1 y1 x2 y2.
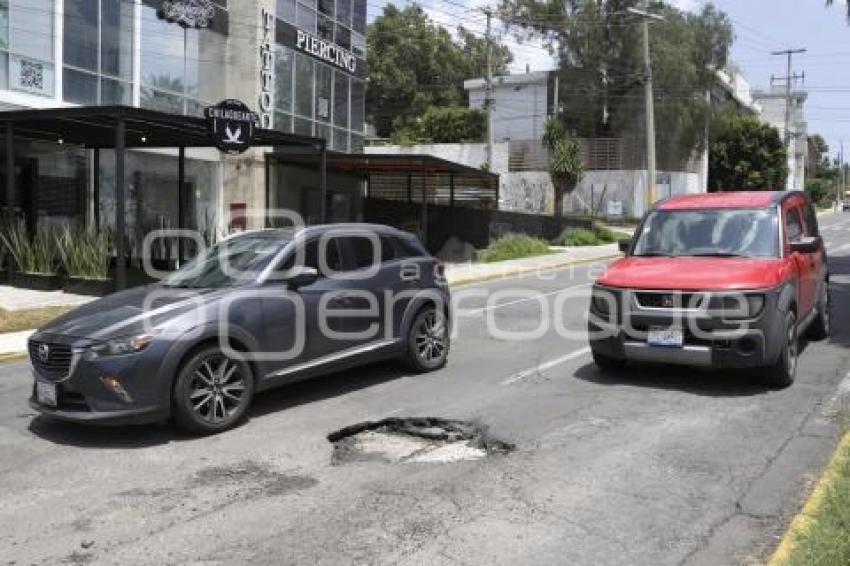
57 226 111 279
478 233 552 263
0 221 57 275
557 223 619 246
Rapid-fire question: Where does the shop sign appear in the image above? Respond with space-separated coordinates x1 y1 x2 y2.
205 100 259 154
157 0 215 29
295 29 357 74
259 8 275 129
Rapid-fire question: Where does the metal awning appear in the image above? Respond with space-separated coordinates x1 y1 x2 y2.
0 105 328 290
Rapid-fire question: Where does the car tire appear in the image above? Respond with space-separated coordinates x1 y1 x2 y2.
764 311 798 388
808 284 831 341
403 306 449 373
172 345 255 434
592 350 626 372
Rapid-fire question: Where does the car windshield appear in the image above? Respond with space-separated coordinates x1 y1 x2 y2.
161 234 288 289
633 208 779 259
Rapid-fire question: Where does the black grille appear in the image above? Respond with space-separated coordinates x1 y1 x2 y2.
635 292 705 309
29 341 73 380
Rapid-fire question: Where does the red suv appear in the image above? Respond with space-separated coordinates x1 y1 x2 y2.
588 191 830 387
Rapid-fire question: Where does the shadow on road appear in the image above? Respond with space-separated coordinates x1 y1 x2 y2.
27 360 409 448
827 252 850 350
573 362 772 397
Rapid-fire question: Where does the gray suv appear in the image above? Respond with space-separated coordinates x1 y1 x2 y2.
29 224 451 434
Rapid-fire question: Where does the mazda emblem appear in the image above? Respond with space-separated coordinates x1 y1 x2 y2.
37 344 49 362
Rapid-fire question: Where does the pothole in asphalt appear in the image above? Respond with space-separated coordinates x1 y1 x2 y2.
328 417 515 465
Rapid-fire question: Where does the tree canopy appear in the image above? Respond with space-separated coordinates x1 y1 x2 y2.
366 4 512 139
543 117 584 218
497 0 733 166
708 114 788 191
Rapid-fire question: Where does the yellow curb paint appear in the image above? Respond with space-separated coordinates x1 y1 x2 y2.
448 254 620 287
768 431 850 566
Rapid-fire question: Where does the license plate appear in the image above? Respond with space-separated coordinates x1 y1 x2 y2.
647 326 684 348
36 380 57 407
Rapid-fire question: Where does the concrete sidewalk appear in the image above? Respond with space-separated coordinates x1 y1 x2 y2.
444 243 619 285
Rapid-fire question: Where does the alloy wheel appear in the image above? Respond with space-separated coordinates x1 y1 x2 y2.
188 354 247 423
414 310 447 364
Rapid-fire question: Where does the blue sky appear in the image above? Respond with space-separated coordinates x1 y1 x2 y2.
368 0 850 161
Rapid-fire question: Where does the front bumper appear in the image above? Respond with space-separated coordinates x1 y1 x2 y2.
589 287 786 369
28 334 172 425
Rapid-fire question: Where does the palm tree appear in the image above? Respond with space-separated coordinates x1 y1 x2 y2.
826 0 850 20
543 118 584 219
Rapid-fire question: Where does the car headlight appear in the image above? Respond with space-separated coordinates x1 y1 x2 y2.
712 294 765 319
88 334 154 358
591 287 618 316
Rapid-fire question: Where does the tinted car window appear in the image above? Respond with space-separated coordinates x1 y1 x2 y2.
342 236 378 270
379 236 398 262
280 237 341 276
394 236 426 258
785 208 803 243
803 203 820 237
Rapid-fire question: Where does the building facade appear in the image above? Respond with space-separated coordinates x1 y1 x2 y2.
753 86 808 192
0 0 369 249
464 71 556 143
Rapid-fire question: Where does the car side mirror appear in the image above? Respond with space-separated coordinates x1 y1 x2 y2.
286 266 319 289
618 238 632 254
790 236 822 254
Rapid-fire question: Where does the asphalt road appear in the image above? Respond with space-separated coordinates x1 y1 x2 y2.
3 213 850 566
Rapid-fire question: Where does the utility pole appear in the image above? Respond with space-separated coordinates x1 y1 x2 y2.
483 8 494 171
627 1 663 211
771 48 806 190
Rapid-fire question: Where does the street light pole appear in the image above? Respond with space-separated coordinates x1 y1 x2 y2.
628 2 663 212
484 8 494 171
771 47 806 190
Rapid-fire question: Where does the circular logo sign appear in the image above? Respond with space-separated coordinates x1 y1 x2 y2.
204 100 259 155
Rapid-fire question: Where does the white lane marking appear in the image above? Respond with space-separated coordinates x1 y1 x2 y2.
501 346 592 385
465 283 593 315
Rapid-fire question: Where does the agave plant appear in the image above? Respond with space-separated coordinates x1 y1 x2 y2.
57 226 112 280
0 221 58 275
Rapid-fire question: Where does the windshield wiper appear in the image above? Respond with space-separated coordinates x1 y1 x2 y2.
689 252 748 258
634 252 678 257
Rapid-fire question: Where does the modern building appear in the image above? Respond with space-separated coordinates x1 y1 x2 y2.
0 0 370 243
753 86 808 191
464 71 556 143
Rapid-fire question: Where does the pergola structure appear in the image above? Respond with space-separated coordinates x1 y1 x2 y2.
0 106 326 290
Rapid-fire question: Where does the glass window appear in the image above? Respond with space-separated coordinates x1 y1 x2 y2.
336 0 351 27
296 4 317 34
342 236 378 270
351 0 366 34
101 0 134 79
0 52 7 90
333 128 348 152
633 209 780 259
785 208 803 243
64 68 98 105
335 25 351 50
318 0 334 17
295 117 313 136
277 0 296 23
803 203 820 236
12 0 53 61
315 64 332 122
350 134 364 153
141 6 186 92
299 0 318 10
64 0 98 72
274 112 293 133
294 53 314 118
351 32 365 59
101 77 130 105
0 0 8 50
140 87 184 114
274 46 294 113
317 13 334 41
350 79 365 133
333 71 348 128
316 122 330 143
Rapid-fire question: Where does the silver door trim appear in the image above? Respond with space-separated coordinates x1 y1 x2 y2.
265 338 400 379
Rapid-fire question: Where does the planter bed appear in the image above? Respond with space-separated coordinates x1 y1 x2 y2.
10 272 62 291
63 277 115 297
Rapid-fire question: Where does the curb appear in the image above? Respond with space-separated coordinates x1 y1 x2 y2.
0 352 27 364
448 253 620 287
767 430 850 565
